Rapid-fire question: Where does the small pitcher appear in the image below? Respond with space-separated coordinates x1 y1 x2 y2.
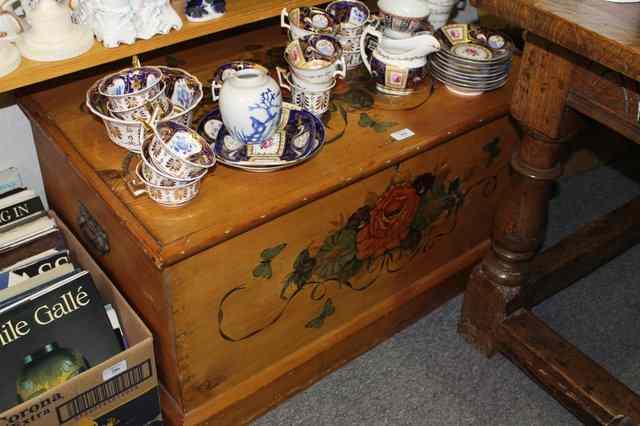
360 27 440 95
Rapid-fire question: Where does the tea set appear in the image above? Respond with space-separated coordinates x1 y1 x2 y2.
80 0 514 207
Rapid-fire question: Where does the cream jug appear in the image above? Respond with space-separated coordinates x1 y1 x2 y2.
360 26 440 95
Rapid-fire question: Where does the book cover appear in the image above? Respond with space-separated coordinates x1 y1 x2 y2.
0 270 123 411
0 264 76 310
0 189 45 232
0 249 71 289
0 216 56 252
0 227 65 270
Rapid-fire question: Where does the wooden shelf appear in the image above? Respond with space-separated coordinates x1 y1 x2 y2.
0 0 324 93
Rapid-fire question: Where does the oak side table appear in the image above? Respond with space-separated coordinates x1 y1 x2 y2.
460 1 640 424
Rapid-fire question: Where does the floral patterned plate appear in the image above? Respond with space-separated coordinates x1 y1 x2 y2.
197 103 326 172
435 24 514 64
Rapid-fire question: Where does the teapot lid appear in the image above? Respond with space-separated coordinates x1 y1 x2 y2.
377 0 430 18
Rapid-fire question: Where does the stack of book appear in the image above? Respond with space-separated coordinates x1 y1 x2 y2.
0 182 126 412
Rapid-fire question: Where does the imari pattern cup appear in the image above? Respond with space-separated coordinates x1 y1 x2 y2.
277 67 336 116
326 0 372 69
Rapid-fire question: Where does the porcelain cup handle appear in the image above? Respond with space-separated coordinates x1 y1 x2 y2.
126 176 147 198
334 57 347 80
360 25 380 75
280 8 290 30
276 67 292 92
125 161 148 198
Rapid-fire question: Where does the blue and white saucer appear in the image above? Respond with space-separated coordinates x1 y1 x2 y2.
197 103 325 172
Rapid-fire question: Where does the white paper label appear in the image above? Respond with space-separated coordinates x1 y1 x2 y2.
390 128 415 141
103 360 128 381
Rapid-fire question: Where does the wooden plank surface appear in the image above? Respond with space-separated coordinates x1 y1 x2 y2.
19 24 517 266
521 197 640 310
0 0 324 93
471 0 640 81
500 310 640 425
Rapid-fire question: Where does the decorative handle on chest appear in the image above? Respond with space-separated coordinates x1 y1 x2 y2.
77 203 110 256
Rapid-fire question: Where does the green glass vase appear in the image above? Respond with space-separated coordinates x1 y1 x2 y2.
16 342 89 403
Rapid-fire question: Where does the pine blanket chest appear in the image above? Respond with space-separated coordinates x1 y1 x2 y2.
18 24 519 425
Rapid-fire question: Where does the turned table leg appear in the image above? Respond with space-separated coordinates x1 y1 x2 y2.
458 35 577 356
456 30 640 426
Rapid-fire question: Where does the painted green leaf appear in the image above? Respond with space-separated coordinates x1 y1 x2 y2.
314 229 358 280
410 210 428 232
305 299 335 329
359 112 375 128
288 248 316 288
261 243 287 261
373 122 397 133
483 137 502 166
252 261 272 279
343 89 374 109
280 274 296 300
337 257 364 283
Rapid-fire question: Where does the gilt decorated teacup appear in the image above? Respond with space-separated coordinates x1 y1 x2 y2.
131 162 202 207
281 7 337 40
148 121 216 180
140 137 207 186
326 0 371 37
108 82 171 122
99 66 164 111
277 67 335 116
377 0 430 39
285 35 346 85
158 66 203 127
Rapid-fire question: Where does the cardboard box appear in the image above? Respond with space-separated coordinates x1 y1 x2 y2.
0 212 161 426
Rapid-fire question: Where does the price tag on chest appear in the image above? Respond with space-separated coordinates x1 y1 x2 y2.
390 128 415 142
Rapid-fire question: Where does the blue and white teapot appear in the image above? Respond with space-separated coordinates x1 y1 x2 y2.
212 67 283 146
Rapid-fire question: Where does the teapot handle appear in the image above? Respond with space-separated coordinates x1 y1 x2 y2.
211 80 223 102
360 25 381 75
276 67 292 92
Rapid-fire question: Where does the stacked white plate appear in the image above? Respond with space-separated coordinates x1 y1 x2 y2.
431 24 514 96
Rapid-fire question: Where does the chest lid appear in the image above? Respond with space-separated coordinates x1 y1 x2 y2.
19 25 515 268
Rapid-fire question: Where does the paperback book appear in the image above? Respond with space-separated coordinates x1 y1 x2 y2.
0 269 123 411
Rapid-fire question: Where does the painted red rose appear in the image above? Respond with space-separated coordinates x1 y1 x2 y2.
356 184 420 260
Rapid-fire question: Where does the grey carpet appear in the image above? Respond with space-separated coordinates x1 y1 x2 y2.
253 163 640 426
